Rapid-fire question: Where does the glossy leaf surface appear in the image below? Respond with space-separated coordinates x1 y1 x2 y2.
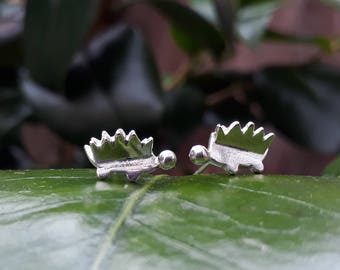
1 170 340 269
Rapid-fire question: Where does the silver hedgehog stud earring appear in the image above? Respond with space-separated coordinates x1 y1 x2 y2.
84 129 176 181
189 121 275 174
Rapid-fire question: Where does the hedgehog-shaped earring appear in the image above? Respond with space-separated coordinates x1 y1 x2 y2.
189 122 274 174
84 129 176 181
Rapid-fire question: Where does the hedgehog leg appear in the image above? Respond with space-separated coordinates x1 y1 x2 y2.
251 161 264 173
224 163 239 174
126 171 140 181
193 162 211 175
97 167 111 179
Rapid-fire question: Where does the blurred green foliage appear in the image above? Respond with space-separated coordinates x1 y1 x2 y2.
1 0 340 168
323 155 340 176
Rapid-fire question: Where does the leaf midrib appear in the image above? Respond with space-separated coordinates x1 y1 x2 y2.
90 175 165 270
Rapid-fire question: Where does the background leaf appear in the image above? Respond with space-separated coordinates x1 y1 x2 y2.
20 72 120 143
190 0 218 24
0 1 23 68
86 25 165 128
253 63 340 153
190 0 234 48
24 0 98 92
236 0 282 46
263 30 339 53
20 25 165 143
321 0 340 9
148 0 226 57
163 86 205 131
187 0 283 47
0 88 31 140
1 170 340 269
323 156 340 176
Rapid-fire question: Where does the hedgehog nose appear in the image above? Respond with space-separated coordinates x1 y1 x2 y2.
189 145 210 165
158 150 177 170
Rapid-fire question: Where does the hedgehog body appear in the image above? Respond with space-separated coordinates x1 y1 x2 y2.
190 122 274 173
208 138 265 173
84 129 176 180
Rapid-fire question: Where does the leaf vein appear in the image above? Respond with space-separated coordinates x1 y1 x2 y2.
132 218 243 270
172 197 299 235
227 184 340 219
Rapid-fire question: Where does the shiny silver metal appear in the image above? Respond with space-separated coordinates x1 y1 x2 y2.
189 121 275 174
84 129 176 180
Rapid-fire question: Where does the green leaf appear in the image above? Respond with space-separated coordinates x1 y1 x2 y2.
148 0 225 57
1 170 340 269
321 0 340 8
190 0 217 24
264 30 339 53
190 0 234 46
236 1 282 46
24 0 98 92
253 63 340 153
323 156 340 176
186 0 283 47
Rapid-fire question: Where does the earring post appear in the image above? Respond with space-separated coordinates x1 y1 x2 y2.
193 162 211 175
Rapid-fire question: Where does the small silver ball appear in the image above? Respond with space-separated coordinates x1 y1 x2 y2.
189 145 210 165
158 150 177 170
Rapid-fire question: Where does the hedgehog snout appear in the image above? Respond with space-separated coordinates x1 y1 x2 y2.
189 145 210 165
158 150 177 170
